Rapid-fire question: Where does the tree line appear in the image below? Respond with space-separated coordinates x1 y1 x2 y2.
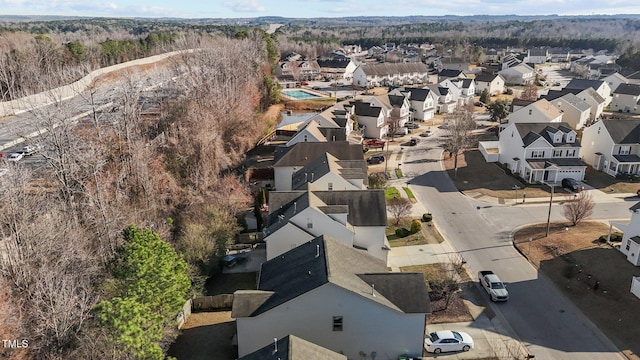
0 29 278 359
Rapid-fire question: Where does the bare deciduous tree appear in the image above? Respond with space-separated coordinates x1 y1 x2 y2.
563 190 595 225
441 108 476 179
520 82 539 101
387 197 412 226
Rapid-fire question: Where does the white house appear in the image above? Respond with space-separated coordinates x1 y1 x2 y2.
238 334 347 360
352 62 429 89
526 48 549 64
564 79 612 106
610 83 640 115
550 93 591 130
232 235 431 359
317 58 358 82
427 85 457 114
286 120 346 147
498 63 535 85
474 72 506 96
273 142 364 191
507 99 564 126
602 72 629 95
576 87 606 123
391 87 438 122
264 190 390 263
290 152 366 191
608 203 640 266
348 99 389 139
580 119 640 177
486 122 586 183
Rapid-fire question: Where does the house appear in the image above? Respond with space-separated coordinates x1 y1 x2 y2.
276 60 322 81
498 63 535 85
348 99 389 139
602 72 629 95
510 98 536 113
507 99 564 126
263 189 389 262
610 83 640 114
273 142 364 191
238 335 347 360
608 203 640 266
232 235 430 359
571 55 617 79
474 72 506 96
481 122 586 183
543 87 605 123
391 87 438 121
564 78 612 106
549 93 591 130
548 47 571 63
352 62 429 89
427 85 457 114
285 119 346 147
317 58 359 82
439 78 474 106
527 48 548 64
439 57 472 72
290 152 366 191
437 69 466 82
580 119 640 177
500 53 522 70
485 48 500 63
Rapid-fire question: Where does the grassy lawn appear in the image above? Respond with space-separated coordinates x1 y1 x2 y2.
387 218 443 246
513 221 640 360
395 168 403 178
384 186 400 200
403 186 415 200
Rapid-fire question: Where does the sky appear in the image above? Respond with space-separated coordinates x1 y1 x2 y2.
1 0 640 19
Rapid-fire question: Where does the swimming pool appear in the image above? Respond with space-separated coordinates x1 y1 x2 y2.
282 89 322 100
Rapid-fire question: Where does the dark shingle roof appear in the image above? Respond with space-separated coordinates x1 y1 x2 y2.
317 59 352 69
565 79 604 91
233 235 430 317
352 100 383 117
514 122 579 147
474 71 498 83
438 69 463 78
601 119 640 144
319 127 346 142
274 142 363 167
613 83 640 96
404 87 432 101
238 335 347 360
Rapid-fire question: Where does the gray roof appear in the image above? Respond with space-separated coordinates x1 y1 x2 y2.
290 153 366 190
613 83 640 96
526 158 587 169
352 100 383 117
274 142 364 167
233 235 430 317
238 335 347 360
601 119 640 144
557 93 591 112
359 62 428 77
612 154 640 163
565 79 605 91
404 87 433 101
514 123 580 147
438 69 463 78
319 127 346 142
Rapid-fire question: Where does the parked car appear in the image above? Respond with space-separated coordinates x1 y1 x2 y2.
300 81 309 86
394 128 409 136
561 178 583 192
404 122 420 129
478 270 509 302
419 130 432 137
408 137 418 146
21 144 41 156
7 152 23 162
425 330 474 354
364 139 386 148
366 154 385 165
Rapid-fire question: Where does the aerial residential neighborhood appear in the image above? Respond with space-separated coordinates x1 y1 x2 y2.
2 6 640 360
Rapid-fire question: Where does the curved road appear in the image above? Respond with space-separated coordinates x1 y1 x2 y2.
401 128 628 360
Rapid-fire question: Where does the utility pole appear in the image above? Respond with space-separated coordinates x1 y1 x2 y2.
545 183 555 237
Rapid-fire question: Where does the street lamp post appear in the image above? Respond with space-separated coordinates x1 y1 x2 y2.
544 182 555 237
512 185 520 205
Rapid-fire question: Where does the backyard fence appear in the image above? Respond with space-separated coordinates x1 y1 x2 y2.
176 294 235 329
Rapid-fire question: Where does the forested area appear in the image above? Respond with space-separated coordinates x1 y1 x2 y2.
0 26 278 359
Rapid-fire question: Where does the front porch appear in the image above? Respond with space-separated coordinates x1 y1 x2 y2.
605 154 640 178
519 158 586 184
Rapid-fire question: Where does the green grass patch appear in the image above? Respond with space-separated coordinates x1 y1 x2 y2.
395 168 403 178
403 187 415 199
385 186 401 200
386 218 428 247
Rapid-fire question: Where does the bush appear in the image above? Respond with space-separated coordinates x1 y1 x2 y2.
410 219 422 234
422 213 433 222
395 228 411 238
505 87 513 95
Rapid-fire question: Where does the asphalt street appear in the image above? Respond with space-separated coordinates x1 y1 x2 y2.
400 128 627 360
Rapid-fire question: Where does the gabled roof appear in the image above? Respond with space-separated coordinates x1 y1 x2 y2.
274 142 363 167
359 62 428 77
513 122 579 147
514 99 563 120
403 87 434 102
238 335 347 360
317 59 352 69
499 63 534 76
613 83 640 96
556 93 591 112
352 100 383 117
232 235 430 317
290 153 366 190
438 69 463 78
601 119 640 144
565 78 605 91
579 87 606 104
462 79 474 88
542 89 575 101
529 48 548 57
472 71 500 83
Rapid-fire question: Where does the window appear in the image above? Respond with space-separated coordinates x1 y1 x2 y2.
307 218 313 229
619 146 631 155
566 149 576 157
553 149 562 157
332 316 343 331
626 241 631 251
531 150 545 158
328 182 333 191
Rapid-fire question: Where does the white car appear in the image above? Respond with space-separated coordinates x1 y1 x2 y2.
425 330 474 354
7 152 23 162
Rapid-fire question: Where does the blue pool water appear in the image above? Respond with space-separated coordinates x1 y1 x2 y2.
282 89 322 100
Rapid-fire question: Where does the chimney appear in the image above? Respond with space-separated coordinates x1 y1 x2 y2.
311 172 314 182
293 202 297 213
316 244 320 258
371 284 376 297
